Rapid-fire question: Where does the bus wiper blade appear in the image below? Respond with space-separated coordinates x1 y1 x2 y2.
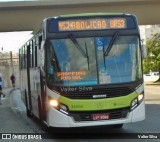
85 42 90 70
102 44 106 70
104 31 120 56
68 34 87 58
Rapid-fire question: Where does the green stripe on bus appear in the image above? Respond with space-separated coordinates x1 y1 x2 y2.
60 13 124 18
59 92 137 111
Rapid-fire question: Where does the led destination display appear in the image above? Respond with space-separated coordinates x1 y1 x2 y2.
58 18 126 31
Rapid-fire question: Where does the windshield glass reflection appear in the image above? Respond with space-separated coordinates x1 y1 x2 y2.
46 36 142 86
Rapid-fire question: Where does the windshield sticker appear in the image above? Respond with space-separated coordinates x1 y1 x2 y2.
97 46 103 51
57 71 87 81
99 75 111 84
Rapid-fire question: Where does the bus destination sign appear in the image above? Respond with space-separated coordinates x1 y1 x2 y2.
58 18 126 31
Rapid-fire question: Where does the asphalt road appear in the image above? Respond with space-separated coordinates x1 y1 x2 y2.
1 83 160 142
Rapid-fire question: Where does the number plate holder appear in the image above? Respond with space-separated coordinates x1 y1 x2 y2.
92 113 110 121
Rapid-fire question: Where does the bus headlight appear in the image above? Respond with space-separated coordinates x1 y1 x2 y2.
49 99 59 108
131 98 138 110
138 93 144 103
49 98 69 115
59 104 69 115
131 93 144 111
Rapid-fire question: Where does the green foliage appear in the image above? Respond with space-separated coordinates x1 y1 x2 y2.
143 33 160 75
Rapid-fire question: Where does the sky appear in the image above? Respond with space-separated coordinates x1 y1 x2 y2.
0 31 33 53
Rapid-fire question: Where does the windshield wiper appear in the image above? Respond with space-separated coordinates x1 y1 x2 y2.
85 42 90 70
68 34 90 70
102 44 106 70
68 34 88 58
104 31 120 56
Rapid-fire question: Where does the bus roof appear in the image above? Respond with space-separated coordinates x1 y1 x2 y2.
60 13 125 18
46 13 134 20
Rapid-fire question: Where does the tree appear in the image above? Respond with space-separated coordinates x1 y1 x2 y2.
143 33 160 82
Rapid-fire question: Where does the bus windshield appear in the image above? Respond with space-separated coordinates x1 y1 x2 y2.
46 35 142 86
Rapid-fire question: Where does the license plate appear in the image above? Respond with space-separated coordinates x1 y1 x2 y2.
92 113 110 121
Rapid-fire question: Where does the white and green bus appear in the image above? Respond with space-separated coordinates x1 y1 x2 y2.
19 13 145 129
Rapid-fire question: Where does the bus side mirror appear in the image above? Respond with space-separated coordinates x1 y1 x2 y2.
142 45 147 58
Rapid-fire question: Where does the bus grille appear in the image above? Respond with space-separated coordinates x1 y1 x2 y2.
70 108 129 122
64 86 133 99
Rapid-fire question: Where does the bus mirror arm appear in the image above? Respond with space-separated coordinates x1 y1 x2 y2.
40 41 45 69
40 40 45 50
40 68 45 80
141 44 147 58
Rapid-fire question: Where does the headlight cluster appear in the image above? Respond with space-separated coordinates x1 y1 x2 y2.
131 93 144 111
49 98 69 115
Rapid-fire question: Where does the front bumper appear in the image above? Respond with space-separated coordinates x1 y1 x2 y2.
47 100 145 128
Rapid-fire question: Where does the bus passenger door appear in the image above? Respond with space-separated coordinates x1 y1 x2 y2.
39 70 47 121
